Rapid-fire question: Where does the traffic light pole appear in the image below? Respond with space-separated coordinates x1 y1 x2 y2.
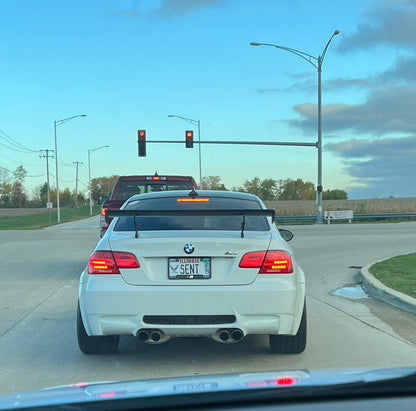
146 140 317 147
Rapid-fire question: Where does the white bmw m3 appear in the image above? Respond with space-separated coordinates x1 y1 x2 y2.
77 190 306 354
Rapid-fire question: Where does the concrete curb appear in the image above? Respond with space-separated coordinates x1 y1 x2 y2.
361 261 416 315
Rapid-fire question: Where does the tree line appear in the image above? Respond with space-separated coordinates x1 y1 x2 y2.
0 167 347 208
201 175 347 201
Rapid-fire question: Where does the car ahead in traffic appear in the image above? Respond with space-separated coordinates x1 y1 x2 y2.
77 190 306 355
99 173 198 236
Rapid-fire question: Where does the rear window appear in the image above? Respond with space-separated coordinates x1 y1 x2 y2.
113 196 270 232
114 180 195 200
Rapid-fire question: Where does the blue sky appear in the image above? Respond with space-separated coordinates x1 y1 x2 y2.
1 0 415 200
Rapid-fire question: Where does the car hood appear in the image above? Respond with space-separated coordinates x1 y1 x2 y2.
1 367 416 410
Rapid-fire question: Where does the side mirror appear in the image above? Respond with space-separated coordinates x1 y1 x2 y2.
279 228 294 242
99 196 109 205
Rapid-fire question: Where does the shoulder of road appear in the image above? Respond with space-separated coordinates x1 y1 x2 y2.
361 259 416 315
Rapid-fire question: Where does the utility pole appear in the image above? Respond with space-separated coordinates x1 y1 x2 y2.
39 149 54 209
73 161 83 208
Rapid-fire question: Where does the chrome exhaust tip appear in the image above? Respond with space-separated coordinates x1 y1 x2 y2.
150 331 162 343
213 328 245 343
137 329 169 344
137 330 149 342
218 330 230 342
231 329 244 342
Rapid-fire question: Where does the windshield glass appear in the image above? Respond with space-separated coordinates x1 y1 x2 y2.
1 0 415 405
114 180 195 199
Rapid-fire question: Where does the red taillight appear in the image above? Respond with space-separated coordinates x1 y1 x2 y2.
259 251 293 274
113 251 140 269
88 251 139 274
239 251 266 268
101 207 108 217
239 250 293 274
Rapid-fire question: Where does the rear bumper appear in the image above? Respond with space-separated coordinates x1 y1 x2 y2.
79 273 305 338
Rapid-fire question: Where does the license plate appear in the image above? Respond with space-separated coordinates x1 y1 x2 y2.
168 257 211 279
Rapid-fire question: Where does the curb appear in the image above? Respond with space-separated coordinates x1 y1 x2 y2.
361 261 416 315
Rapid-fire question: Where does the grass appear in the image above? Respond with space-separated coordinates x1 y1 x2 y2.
369 253 416 299
0 205 101 230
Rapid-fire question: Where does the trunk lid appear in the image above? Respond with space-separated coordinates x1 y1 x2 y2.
107 231 272 286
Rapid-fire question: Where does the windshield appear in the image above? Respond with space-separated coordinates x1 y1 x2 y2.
1 0 415 405
114 180 195 199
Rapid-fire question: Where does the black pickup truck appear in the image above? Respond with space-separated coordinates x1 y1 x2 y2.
99 173 198 236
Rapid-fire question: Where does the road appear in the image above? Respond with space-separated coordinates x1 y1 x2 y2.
0 218 415 395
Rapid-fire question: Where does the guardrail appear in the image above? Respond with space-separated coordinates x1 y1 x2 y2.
275 213 416 223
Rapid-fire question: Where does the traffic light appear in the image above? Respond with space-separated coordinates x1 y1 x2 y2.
185 130 194 148
138 130 146 157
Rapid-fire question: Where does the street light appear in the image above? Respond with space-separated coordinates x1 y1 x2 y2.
88 145 109 216
168 114 202 188
250 30 340 224
54 114 87 223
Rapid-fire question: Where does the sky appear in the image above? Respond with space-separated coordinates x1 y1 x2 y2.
0 0 415 200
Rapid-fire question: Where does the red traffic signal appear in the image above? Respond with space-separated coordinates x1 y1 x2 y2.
185 130 194 148
138 130 146 157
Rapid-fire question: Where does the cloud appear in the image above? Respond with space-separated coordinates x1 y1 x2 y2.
325 136 416 197
377 55 416 84
338 0 416 52
288 85 416 135
150 0 229 19
111 0 228 20
325 55 416 92
325 77 375 90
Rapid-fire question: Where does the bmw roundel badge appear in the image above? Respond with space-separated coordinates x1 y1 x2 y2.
184 243 194 254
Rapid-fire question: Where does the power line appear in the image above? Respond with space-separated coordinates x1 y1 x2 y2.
0 128 37 153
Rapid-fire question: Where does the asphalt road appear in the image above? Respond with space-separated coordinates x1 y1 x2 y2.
0 218 415 395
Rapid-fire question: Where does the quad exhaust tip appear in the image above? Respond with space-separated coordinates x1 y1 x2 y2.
137 329 169 344
137 328 245 344
214 328 245 343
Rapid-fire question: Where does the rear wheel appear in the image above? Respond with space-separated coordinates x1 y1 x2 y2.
77 302 119 355
269 303 306 354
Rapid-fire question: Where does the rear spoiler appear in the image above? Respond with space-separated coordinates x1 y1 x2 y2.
107 209 275 238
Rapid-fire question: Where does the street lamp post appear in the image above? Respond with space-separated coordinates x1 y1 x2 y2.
168 114 202 188
88 145 109 216
250 30 339 224
54 114 87 223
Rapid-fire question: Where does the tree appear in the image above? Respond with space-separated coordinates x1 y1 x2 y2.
259 178 279 200
59 188 73 207
277 178 316 201
11 165 27 207
201 176 227 190
90 175 119 202
0 168 12 207
236 177 279 200
322 189 348 200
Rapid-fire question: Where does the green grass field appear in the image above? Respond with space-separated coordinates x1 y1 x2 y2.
369 253 416 299
0 205 101 230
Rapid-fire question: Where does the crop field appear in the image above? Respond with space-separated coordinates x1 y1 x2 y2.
264 197 416 216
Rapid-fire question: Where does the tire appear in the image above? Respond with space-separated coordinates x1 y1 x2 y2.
269 303 307 354
77 302 119 355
